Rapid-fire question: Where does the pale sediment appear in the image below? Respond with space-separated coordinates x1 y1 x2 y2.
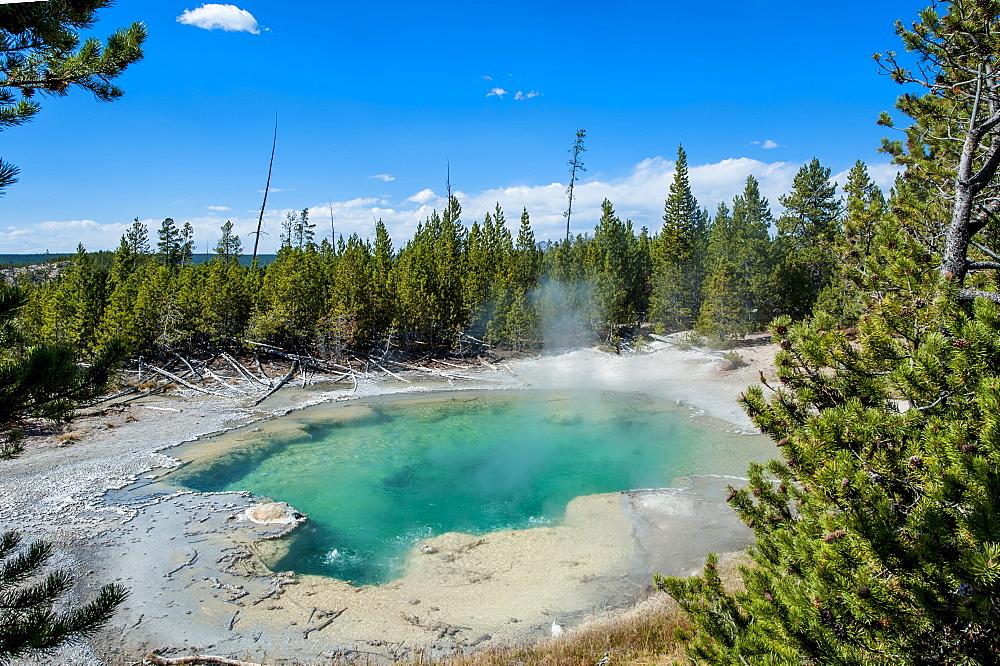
0 339 775 664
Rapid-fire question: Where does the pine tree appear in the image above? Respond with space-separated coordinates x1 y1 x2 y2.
564 129 587 241
589 199 643 342
249 243 327 346
111 219 150 286
490 208 541 349
0 530 128 661
814 160 888 325
0 1 145 196
538 233 593 349
179 221 195 266
0 284 124 456
663 3 1000 662
650 145 707 331
156 217 182 268
697 178 774 339
465 204 514 338
772 158 844 317
392 199 468 347
214 220 242 263
370 219 396 337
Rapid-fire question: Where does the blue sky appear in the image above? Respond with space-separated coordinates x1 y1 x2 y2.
2 0 921 253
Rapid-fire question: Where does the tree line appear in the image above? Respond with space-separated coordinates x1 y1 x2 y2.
15 150 880 364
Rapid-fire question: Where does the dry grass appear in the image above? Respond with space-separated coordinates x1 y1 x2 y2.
57 431 82 445
423 554 749 666
416 595 688 666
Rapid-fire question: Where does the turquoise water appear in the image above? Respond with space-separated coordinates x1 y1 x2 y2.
173 390 768 585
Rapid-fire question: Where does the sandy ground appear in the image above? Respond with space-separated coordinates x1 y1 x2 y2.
0 337 776 664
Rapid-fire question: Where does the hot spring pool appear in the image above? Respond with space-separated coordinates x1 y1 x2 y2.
170 390 769 585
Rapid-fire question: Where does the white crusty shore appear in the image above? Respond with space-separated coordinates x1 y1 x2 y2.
0 337 777 665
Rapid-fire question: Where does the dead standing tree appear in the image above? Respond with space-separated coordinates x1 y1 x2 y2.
878 2 1000 301
564 129 586 242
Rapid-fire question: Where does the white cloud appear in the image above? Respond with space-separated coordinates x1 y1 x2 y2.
206 205 231 211
7 158 902 254
478 75 493 81
406 188 438 205
514 90 542 100
750 139 782 149
486 88 508 98
370 174 395 182
177 4 260 34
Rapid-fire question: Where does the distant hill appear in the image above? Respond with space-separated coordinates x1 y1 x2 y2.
0 253 277 267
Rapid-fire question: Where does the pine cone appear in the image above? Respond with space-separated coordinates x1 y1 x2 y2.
824 530 847 543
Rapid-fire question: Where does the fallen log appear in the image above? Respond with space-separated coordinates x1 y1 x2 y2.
302 608 346 639
169 350 203 381
366 357 411 383
83 385 138 407
244 342 350 373
385 359 478 381
221 352 270 387
144 652 263 666
251 360 298 406
143 364 229 397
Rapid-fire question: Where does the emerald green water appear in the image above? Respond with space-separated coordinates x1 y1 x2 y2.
172 390 768 585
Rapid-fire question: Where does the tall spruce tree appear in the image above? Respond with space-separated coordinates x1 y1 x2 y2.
214 220 242 263
650 145 707 331
590 199 644 341
772 158 844 317
156 217 182 268
697 177 774 339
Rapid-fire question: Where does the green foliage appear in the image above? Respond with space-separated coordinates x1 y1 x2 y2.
0 284 124 455
650 145 708 331
0 530 128 662
663 292 1000 662
589 199 645 335
249 245 327 346
0 0 145 195
664 7 1000 661
772 158 844 317
697 179 775 340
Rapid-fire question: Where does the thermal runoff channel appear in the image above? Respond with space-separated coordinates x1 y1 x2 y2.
175 391 768 585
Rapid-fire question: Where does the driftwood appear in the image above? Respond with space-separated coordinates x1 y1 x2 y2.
84 385 138 407
221 352 270 387
252 361 298 406
253 355 272 386
201 364 246 393
170 350 203 381
387 359 478 381
144 652 263 666
143 363 228 397
434 358 474 370
367 357 411 383
244 340 351 373
302 608 346 639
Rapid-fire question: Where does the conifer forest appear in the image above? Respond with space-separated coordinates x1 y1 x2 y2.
15 148 859 365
